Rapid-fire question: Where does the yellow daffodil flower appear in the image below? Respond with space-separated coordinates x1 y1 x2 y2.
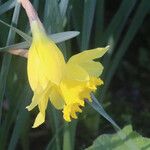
19 0 108 128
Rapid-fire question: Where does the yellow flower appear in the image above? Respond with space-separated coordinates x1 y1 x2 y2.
20 0 108 128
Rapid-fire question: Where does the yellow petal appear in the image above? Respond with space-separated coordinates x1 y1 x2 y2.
60 79 84 104
79 61 103 77
26 93 39 111
32 97 48 128
32 112 44 128
26 85 43 111
38 97 48 115
63 103 82 122
68 46 109 64
27 47 41 91
49 86 64 109
65 64 89 81
26 82 50 111
27 44 49 91
30 21 65 85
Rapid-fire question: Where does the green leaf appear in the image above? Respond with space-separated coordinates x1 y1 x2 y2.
100 0 150 102
0 2 21 149
8 85 31 150
85 125 150 150
81 0 97 50
0 0 16 16
50 31 80 43
87 94 120 131
88 95 145 150
104 0 137 41
0 31 79 52
0 42 30 52
59 0 69 19
0 19 32 42
43 0 64 33
94 0 104 46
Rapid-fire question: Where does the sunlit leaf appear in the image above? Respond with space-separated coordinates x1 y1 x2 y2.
86 125 150 150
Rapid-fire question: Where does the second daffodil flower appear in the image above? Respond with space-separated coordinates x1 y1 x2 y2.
19 0 109 128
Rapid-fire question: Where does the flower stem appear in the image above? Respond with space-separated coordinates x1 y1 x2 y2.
63 122 72 150
18 0 38 24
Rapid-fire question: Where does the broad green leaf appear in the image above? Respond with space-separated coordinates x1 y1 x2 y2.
85 125 150 150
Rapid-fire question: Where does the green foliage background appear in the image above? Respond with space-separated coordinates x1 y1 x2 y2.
0 0 150 150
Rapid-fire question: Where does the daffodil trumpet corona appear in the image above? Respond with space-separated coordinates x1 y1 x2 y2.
18 0 109 128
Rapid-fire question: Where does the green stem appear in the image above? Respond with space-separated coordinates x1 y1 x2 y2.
52 108 61 150
63 122 72 150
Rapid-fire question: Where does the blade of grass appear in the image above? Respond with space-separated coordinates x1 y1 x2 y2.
94 0 104 46
0 0 16 15
59 0 69 19
0 1 20 126
88 94 140 150
101 0 137 77
0 31 79 52
96 0 137 99
43 0 67 58
33 0 39 10
104 0 137 41
81 0 97 50
8 85 32 150
44 0 64 33
87 94 120 131
50 31 80 43
52 108 61 150
46 125 64 150
1 57 30 150
0 42 30 52
70 0 84 46
0 2 21 149
100 0 150 102
0 19 32 42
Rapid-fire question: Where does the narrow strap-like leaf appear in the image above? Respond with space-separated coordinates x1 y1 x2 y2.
50 31 80 43
0 42 30 52
0 0 16 15
88 94 140 150
87 93 120 131
0 19 32 42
